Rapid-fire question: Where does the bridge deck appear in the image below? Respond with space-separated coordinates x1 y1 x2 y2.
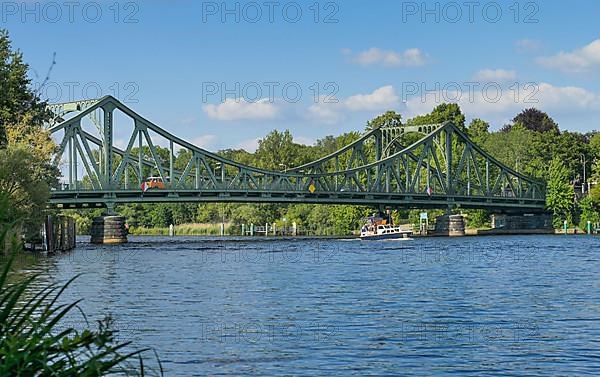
50 189 546 212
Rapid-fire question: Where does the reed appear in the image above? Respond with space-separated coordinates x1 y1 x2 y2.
0 222 162 376
130 223 231 236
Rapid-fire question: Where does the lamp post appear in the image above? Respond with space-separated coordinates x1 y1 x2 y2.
215 162 225 236
580 154 587 194
591 158 598 193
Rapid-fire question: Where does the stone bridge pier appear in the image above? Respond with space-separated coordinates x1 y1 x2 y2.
90 202 128 244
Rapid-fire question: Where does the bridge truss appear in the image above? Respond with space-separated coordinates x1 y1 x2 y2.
47 96 546 212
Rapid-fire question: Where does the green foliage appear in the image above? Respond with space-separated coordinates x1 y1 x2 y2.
255 130 313 170
589 133 600 162
546 157 575 227
366 111 403 130
150 205 173 228
0 146 53 239
578 184 600 229
463 209 491 229
509 108 559 134
482 124 538 174
0 29 58 241
407 103 466 131
467 118 490 144
0 29 51 147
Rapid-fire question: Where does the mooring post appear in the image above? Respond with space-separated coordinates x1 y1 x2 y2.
563 220 568 235
241 224 245 235
250 223 254 236
587 221 591 235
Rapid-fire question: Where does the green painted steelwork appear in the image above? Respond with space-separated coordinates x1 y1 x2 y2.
47 96 546 212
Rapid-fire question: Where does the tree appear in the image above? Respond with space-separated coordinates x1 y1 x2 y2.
149 204 173 228
546 157 575 227
467 118 490 143
0 29 57 239
366 111 402 130
507 108 559 134
0 146 53 239
255 130 298 170
590 132 600 160
407 103 466 131
0 29 50 147
578 195 600 229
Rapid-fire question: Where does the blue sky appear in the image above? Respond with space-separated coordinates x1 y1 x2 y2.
3 0 600 151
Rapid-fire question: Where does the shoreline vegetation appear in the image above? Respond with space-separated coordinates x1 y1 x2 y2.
93 221 499 237
129 222 231 236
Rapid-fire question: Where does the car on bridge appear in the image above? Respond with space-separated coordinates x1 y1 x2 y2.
141 176 169 191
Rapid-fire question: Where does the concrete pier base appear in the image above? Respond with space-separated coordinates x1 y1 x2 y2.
434 214 466 236
479 213 554 235
90 216 128 244
491 213 553 231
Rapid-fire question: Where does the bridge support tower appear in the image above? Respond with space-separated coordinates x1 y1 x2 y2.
90 215 128 244
90 203 128 244
434 214 466 237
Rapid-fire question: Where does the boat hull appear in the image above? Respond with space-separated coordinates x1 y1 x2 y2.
360 232 412 240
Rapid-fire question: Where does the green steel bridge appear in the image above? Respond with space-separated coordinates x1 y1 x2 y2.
47 96 546 213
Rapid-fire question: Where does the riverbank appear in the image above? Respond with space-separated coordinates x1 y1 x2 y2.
129 223 232 236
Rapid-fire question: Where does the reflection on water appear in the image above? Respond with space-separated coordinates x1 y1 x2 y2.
26 235 600 376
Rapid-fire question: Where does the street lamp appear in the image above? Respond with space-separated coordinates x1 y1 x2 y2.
215 162 226 236
581 153 587 194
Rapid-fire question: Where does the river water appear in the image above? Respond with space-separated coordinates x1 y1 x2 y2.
26 235 600 376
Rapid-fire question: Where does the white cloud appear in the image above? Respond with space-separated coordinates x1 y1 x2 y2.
537 39 600 73
516 39 541 53
403 81 600 125
192 134 217 149
202 98 279 121
294 136 315 146
345 85 400 111
235 138 260 153
345 47 429 67
306 99 345 124
534 83 600 111
306 86 401 124
473 69 517 83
